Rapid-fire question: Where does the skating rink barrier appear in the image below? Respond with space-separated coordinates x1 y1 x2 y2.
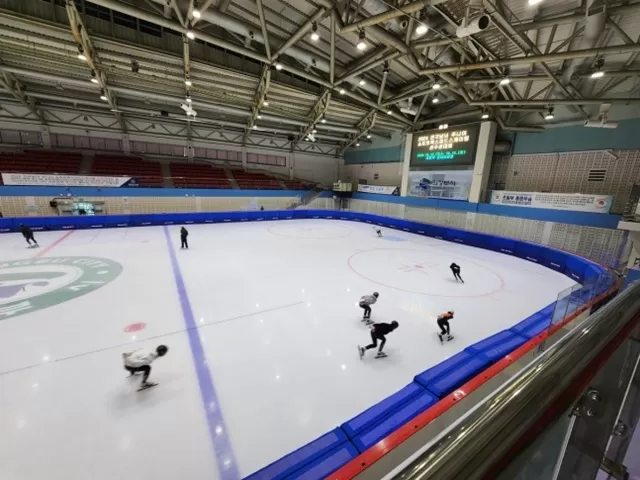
0 209 618 480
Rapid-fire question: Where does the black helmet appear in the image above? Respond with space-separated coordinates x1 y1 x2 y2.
391 321 399 329
156 345 169 356
373 292 379 297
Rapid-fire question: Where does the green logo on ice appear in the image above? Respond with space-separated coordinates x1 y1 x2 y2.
0 257 122 320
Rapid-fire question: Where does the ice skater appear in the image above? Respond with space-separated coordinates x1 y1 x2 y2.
359 292 379 324
180 226 189 249
20 224 38 248
122 345 168 390
450 262 463 283
374 227 383 238
358 321 399 359
437 311 454 343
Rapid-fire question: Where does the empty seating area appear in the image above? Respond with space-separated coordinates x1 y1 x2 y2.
0 150 82 175
232 169 282 189
282 180 311 190
92 155 164 187
170 162 231 189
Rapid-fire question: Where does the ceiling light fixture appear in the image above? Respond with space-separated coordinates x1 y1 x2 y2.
415 9 428 35
355 141 360 147
77 45 86 61
359 78 366 86
90 70 98 84
481 109 489 120
184 75 192 87
310 22 320 42
99 89 107 101
275 62 283 71
528 0 544 5
544 107 555 120
499 76 511 85
262 95 269 107
432 94 440 104
186 93 192 103
257 113 262 119
192 1 201 18
312 126 317 133
366 133 371 139
186 23 195 40
339 87 346 94
356 30 367 51
387 109 393 115
432 79 442 90
591 58 605 79
321 115 327 123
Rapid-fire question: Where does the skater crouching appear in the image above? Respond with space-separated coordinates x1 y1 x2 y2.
20 224 38 247
359 321 399 359
359 292 379 323
437 311 454 343
450 263 463 283
180 226 189 249
122 345 168 390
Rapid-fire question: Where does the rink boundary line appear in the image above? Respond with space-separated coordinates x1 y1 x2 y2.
163 225 240 480
32 230 74 258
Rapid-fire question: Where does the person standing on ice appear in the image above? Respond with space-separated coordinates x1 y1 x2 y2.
180 226 189 249
359 321 399 359
437 311 454 343
359 292 379 323
450 263 464 283
122 345 168 390
20 224 38 248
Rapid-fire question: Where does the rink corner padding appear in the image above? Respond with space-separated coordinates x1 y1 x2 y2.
0 210 619 480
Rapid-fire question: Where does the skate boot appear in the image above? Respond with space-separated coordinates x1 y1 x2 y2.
447 335 454 341
375 351 387 358
358 346 365 359
438 333 443 344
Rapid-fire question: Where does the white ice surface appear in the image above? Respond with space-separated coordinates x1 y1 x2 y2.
0 220 576 479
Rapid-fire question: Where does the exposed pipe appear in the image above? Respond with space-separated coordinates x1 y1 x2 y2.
341 0 449 33
556 0 605 96
420 43 640 74
272 8 327 62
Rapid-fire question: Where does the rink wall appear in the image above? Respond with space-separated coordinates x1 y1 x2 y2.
0 209 619 480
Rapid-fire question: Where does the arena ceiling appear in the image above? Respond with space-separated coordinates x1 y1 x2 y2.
1 0 640 157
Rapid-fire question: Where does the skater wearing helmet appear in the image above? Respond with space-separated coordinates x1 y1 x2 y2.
450 263 463 283
437 311 455 343
122 345 169 390
359 292 379 324
358 321 399 359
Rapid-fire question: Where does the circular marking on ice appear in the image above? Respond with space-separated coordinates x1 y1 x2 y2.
124 322 146 333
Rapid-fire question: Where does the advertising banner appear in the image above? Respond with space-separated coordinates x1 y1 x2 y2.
490 191 613 213
408 170 473 200
1 173 132 188
357 184 399 195
411 124 480 168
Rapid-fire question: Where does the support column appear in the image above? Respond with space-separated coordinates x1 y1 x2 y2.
400 133 413 197
241 146 248 171
122 134 131 154
468 121 498 203
41 126 51 148
289 152 295 180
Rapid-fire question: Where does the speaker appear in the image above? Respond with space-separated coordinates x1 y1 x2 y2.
49 200 58 208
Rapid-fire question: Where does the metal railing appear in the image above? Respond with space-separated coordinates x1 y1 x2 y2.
388 282 640 480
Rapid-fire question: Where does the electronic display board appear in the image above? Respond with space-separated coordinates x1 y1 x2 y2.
411 124 480 167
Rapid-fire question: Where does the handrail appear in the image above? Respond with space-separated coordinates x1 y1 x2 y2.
390 281 640 480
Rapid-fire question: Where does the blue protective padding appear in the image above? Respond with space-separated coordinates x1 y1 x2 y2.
510 311 553 339
540 248 567 272
413 350 475 388
464 330 518 355
465 330 529 362
341 383 425 438
351 390 438 452
282 442 360 480
514 242 547 264
564 256 588 282
244 428 348 480
426 354 492 397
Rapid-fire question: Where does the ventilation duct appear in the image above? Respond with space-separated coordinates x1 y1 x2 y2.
456 15 490 38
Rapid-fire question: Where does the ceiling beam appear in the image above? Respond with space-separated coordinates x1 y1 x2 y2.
470 99 640 106
419 43 640 75
244 65 271 143
339 110 377 154
0 71 47 124
341 0 448 33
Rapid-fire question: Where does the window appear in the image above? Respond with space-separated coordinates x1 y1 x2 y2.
140 19 162 37
84 2 111 21
588 169 606 182
113 11 137 29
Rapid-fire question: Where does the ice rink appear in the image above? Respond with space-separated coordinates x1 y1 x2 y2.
0 219 576 480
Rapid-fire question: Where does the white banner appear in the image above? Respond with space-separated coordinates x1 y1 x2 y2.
1 173 132 187
357 184 399 195
408 170 473 200
490 191 613 213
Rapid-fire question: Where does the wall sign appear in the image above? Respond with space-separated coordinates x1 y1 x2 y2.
411 124 480 167
357 185 399 195
1 173 133 187
490 190 613 213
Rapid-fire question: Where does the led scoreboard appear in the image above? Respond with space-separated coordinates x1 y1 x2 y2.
411 124 480 167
